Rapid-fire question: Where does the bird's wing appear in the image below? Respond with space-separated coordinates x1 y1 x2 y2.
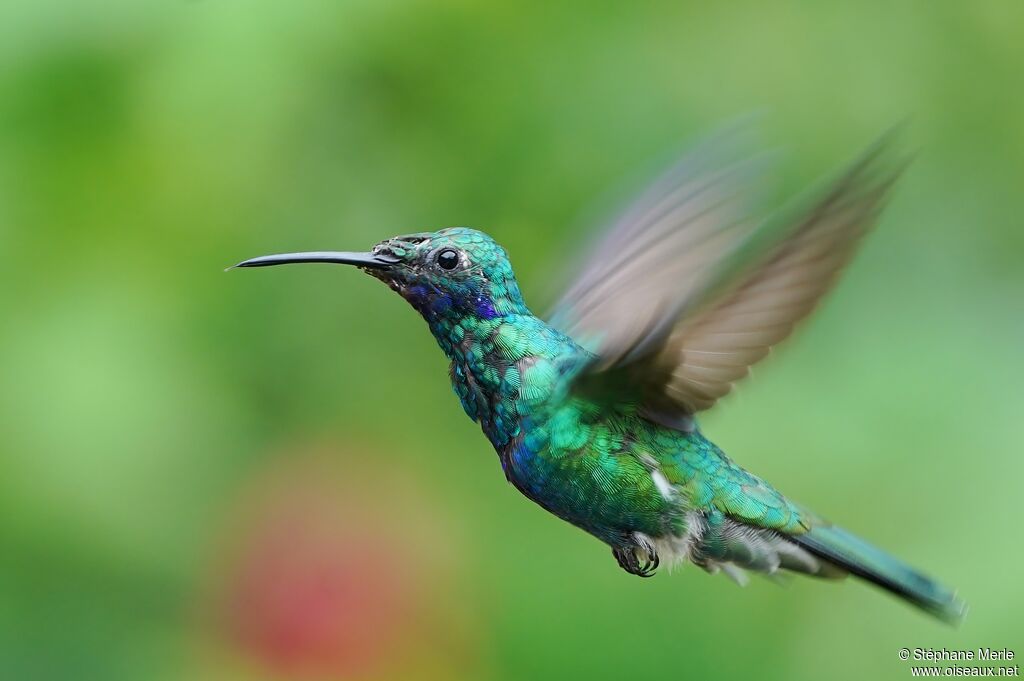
547 128 773 368
550 131 906 417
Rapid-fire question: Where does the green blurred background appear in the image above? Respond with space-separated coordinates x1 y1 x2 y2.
1 1 1022 679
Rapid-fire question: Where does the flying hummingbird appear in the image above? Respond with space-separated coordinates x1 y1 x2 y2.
234 130 965 623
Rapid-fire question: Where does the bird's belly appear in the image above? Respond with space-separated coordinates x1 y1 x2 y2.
502 422 680 544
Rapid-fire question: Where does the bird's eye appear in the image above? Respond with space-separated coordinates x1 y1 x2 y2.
436 248 460 270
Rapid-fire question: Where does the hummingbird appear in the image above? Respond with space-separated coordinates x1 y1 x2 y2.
234 130 965 623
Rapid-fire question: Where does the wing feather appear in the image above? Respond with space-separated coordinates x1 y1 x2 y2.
549 128 774 368
553 129 906 417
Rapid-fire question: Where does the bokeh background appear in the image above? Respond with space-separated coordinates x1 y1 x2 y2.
2 1 1022 680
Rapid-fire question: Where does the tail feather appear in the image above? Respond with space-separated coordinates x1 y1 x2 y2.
791 524 967 625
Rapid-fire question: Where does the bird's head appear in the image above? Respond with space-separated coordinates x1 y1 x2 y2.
234 227 529 328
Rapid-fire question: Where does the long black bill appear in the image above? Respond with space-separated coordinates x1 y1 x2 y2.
229 251 398 270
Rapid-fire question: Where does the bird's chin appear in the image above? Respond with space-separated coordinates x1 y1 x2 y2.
368 270 407 296
363 267 395 284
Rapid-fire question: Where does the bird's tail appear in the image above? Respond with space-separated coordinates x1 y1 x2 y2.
791 524 967 625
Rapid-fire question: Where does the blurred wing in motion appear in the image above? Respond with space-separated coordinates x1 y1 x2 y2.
550 130 907 418
548 127 774 367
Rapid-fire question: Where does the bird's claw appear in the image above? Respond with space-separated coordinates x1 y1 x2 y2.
612 541 660 578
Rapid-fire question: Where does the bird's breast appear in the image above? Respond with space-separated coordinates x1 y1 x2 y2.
446 318 581 449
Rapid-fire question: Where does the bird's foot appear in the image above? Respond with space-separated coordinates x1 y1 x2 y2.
612 536 660 578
